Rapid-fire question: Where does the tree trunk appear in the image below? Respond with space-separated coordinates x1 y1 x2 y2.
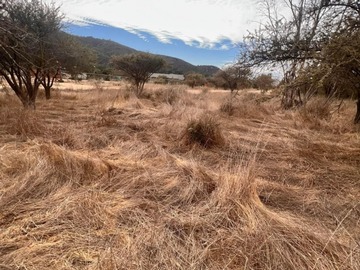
18 95 35 109
23 84 38 109
29 96 36 109
45 86 51 100
135 81 145 97
19 95 30 108
354 90 360 124
281 87 294 109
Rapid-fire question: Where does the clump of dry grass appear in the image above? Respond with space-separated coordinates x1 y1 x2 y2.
0 108 46 138
182 114 225 148
96 108 118 127
0 93 21 108
0 142 112 204
220 98 235 115
151 86 185 105
218 92 275 120
49 126 89 149
299 97 332 124
291 97 357 133
60 93 78 100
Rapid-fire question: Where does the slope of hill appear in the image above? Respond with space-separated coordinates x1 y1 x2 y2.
72 36 138 67
71 35 220 76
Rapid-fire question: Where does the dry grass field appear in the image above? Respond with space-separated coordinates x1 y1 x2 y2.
0 80 359 269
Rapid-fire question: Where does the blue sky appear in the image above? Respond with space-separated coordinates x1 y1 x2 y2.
66 23 239 67
51 0 262 67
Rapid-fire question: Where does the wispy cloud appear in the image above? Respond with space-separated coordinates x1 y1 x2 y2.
52 0 260 49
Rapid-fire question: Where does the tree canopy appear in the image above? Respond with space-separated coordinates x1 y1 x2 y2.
184 73 206 88
111 53 165 96
213 65 252 92
0 0 96 104
0 0 63 107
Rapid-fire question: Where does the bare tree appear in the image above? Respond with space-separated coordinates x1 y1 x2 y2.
111 53 165 97
240 0 359 108
0 0 63 108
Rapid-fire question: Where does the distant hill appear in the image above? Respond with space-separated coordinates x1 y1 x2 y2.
69 34 220 76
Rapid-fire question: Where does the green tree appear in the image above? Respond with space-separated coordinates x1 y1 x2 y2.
252 74 275 92
111 53 165 97
214 65 251 92
184 73 206 88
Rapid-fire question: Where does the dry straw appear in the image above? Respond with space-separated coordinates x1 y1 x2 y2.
0 83 359 269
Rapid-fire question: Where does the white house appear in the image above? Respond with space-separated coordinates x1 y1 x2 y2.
151 73 185 81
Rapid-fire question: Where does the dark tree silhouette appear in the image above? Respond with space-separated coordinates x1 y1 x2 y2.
0 0 62 107
111 53 165 97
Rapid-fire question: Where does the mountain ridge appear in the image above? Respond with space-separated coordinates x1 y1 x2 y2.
69 34 220 76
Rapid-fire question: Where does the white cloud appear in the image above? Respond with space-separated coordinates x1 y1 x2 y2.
220 44 230 50
51 0 260 48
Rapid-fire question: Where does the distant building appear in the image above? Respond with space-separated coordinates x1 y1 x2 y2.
151 73 185 81
76 73 88 80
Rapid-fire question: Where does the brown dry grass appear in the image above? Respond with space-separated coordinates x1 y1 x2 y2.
0 82 359 269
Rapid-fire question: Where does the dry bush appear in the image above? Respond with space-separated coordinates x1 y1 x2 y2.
182 114 224 148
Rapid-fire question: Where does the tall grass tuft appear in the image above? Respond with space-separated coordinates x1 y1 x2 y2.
1 108 46 138
220 98 235 116
183 114 224 148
